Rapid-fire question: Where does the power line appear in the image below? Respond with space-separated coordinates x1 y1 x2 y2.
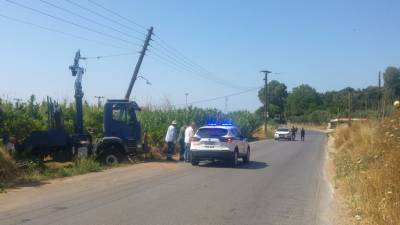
63 0 146 36
83 52 137 60
76 0 246 90
151 42 233 85
152 35 247 90
5 0 141 48
39 0 144 42
153 35 215 75
86 0 148 31
65 0 247 90
148 48 208 77
0 13 128 50
154 34 225 80
172 86 262 107
148 47 246 90
148 49 242 90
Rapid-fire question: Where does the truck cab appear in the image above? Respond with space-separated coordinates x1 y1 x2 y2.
95 99 145 164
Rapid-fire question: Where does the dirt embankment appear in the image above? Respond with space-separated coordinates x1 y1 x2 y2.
326 111 400 225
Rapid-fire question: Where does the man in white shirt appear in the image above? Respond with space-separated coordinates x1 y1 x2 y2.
184 121 196 162
165 120 177 160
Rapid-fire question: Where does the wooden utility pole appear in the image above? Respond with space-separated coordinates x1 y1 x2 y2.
378 71 382 118
348 91 352 118
224 96 228 114
261 70 271 138
125 27 153 100
94 96 105 107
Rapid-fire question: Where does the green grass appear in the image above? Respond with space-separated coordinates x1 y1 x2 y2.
1 155 103 192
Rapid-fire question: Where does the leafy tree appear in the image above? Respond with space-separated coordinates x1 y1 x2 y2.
383 66 400 102
286 84 320 118
258 80 288 121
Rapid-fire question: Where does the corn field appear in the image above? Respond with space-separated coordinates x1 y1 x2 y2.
0 95 263 149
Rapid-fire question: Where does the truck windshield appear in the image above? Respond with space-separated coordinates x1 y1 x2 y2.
112 105 130 123
196 128 228 138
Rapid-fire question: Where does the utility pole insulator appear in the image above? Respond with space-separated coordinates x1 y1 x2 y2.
125 26 154 100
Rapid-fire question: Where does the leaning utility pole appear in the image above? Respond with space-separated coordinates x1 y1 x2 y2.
125 27 154 100
261 70 271 138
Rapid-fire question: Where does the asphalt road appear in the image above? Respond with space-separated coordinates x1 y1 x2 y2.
0 131 330 225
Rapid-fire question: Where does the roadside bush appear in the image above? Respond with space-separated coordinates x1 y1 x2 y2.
333 111 400 225
0 146 18 189
307 110 331 124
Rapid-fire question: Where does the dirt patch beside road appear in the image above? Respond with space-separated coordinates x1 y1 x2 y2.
325 136 356 225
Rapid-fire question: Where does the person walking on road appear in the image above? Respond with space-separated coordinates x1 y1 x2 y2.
291 126 296 141
177 123 187 161
300 128 305 141
184 121 196 162
165 120 177 160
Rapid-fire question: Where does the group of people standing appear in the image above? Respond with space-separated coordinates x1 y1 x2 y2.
164 120 196 161
291 126 306 141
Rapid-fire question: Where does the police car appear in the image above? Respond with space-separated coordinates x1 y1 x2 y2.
190 123 250 167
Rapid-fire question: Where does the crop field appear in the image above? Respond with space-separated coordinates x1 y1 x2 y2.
0 97 263 150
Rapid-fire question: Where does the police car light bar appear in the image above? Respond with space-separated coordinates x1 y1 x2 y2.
221 123 233 126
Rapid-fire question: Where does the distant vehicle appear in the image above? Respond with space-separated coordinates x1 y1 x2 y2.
274 127 292 141
190 123 250 167
327 118 368 132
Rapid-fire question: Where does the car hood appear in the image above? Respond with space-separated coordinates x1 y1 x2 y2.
275 131 290 134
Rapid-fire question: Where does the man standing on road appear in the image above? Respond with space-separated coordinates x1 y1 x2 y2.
165 120 177 160
300 128 305 141
177 123 187 161
184 121 196 162
291 126 296 141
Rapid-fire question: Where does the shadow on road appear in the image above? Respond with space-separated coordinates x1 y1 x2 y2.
198 160 268 170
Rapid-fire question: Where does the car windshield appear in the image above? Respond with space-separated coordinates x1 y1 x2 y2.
277 128 289 132
196 128 228 138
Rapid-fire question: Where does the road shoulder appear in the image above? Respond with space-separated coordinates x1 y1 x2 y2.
0 161 184 212
324 136 355 225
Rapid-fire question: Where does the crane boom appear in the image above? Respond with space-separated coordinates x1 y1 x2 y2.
125 26 153 100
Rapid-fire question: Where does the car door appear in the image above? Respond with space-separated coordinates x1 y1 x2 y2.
234 128 246 153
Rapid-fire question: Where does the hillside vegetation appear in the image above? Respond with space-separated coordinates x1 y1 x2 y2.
333 111 400 225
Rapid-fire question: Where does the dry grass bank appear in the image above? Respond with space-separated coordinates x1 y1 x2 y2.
0 147 18 190
332 111 400 225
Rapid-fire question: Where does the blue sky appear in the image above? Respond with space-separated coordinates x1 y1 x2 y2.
0 0 399 111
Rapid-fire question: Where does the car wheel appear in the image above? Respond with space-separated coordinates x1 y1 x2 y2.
243 147 250 164
231 150 239 167
191 158 199 166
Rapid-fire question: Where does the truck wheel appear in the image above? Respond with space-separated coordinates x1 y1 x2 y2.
101 150 123 165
